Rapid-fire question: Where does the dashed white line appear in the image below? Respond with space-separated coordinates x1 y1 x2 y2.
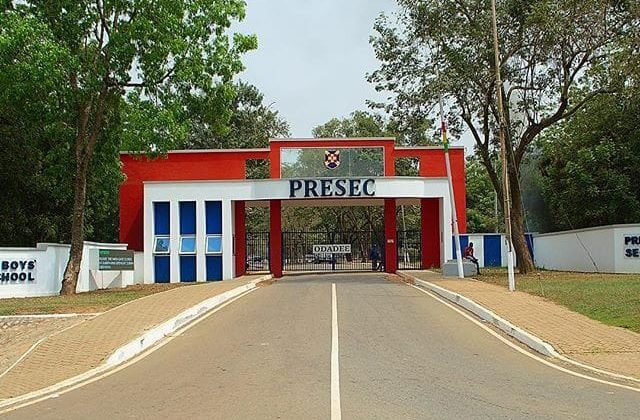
331 283 342 420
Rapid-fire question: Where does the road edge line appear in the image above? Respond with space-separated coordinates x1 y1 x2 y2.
331 283 342 420
397 271 640 385
0 275 271 411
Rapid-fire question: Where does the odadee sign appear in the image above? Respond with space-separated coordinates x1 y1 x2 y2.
313 244 352 254
289 178 375 199
623 235 640 258
0 260 36 283
98 249 135 271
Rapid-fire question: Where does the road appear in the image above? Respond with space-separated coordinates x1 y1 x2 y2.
2 273 639 419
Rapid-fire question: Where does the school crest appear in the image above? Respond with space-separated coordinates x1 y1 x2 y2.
324 149 340 170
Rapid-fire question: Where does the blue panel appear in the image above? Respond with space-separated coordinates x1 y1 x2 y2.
206 201 222 235
525 234 535 260
154 256 170 283
179 201 196 235
154 202 170 235
180 255 196 282
452 235 469 258
206 256 223 281
483 235 502 267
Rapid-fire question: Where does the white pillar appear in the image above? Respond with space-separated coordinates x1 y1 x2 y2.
222 199 234 280
196 199 206 282
143 194 153 284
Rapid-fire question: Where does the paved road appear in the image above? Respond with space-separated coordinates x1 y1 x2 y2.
2 274 639 419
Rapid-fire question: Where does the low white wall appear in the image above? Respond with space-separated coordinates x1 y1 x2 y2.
0 242 135 299
533 224 640 273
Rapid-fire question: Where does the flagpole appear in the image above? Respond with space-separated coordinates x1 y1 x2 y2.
439 95 464 279
491 0 515 291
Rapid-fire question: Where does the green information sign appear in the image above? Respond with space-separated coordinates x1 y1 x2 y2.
98 249 135 271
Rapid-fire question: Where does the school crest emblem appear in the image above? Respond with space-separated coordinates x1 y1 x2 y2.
324 149 340 169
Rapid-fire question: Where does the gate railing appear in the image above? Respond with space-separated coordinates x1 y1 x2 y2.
397 229 422 270
245 231 270 272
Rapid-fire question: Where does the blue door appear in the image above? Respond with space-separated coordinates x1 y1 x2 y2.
483 235 502 267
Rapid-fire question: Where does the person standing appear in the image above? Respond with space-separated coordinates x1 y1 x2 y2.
369 244 380 271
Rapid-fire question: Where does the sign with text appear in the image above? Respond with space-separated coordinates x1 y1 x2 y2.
98 249 135 271
0 260 36 283
312 244 351 254
623 235 640 258
289 178 375 198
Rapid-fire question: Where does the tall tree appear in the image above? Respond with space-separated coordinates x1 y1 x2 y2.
2 1 256 294
369 0 635 272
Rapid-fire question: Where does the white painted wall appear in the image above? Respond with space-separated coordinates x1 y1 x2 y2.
0 242 135 298
533 224 640 273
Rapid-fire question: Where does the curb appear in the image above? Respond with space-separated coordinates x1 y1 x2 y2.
0 274 271 410
106 275 272 366
397 271 558 358
397 271 640 384
0 313 101 320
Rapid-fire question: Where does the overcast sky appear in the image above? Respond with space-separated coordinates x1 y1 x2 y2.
234 0 397 138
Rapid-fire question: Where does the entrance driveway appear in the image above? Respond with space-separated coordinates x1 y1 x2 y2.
2 273 639 419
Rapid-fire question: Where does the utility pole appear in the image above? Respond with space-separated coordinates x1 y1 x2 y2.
491 0 515 291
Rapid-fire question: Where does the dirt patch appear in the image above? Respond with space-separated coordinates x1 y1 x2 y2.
0 316 93 374
256 278 278 287
386 274 415 285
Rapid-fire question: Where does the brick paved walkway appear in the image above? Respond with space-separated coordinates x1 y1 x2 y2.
0 276 263 400
407 271 640 380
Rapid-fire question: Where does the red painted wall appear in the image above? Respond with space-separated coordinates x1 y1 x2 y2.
119 150 268 251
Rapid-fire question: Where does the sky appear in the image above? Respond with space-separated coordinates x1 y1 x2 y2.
234 0 398 138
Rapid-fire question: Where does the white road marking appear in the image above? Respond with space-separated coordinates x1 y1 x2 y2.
408 283 640 394
331 283 342 420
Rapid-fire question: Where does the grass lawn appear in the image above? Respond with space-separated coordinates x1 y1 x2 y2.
478 268 640 333
0 283 194 316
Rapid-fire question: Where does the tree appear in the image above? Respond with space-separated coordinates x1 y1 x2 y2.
537 93 640 230
369 0 635 272
466 157 500 233
2 1 256 294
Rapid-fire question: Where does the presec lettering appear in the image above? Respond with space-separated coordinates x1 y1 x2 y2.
289 178 375 198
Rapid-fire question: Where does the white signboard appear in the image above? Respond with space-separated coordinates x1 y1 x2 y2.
312 244 351 254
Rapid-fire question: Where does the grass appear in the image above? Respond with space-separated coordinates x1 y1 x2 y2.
478 268 640 333
0 283 194 316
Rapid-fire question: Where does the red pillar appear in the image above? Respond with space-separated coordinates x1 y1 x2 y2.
269 200 282 278
421 198 441 268
384 198 397 273
234 201 246 277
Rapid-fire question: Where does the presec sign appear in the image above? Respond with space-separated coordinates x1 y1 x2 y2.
0 260 36 283
623 235 640 258
289 178 375 198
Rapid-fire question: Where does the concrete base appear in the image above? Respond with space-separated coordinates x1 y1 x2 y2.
442 259 477 277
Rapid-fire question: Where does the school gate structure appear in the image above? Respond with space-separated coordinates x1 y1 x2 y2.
119 138 466 282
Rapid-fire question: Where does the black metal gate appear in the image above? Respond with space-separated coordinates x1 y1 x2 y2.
245 231 270 272
397 229 422 270
282 230 384 272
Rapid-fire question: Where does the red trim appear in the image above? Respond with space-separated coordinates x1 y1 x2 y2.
234 201 246 277
269 200 282 278
384 199 397 273
421 198 441 268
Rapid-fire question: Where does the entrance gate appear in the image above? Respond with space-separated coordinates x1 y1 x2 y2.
245 229 422 273
282 230 384 272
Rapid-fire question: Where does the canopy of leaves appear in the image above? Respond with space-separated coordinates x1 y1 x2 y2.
538 93 640 230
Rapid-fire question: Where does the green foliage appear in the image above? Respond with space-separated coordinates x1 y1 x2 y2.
538 93 640 230
0 1 256 249
466 157 500 233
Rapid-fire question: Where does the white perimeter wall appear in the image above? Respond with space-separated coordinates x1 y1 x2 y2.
0 242 141 299
533 224 640 273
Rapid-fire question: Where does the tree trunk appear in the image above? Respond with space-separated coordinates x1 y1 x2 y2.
509 173 535 274
60 157 90 295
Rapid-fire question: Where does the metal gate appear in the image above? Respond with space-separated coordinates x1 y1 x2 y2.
397 229 422 270
245 231 270 272
282 230 384 272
